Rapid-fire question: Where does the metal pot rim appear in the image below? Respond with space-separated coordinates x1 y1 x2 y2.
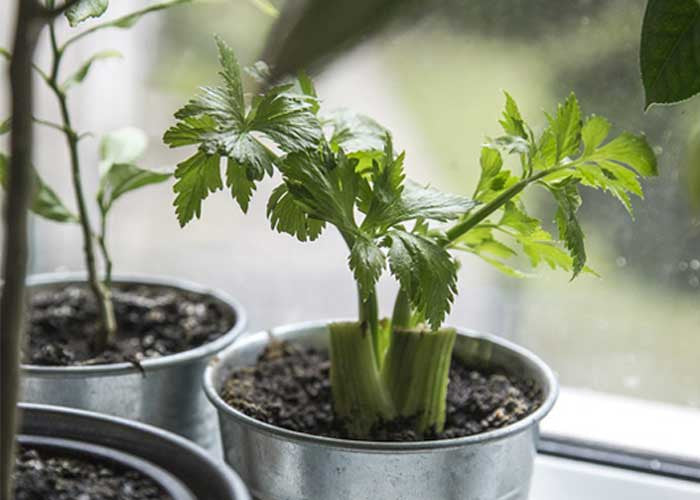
22 272 247 376
19 402 251 499
17 435 195 499
204 318 559 452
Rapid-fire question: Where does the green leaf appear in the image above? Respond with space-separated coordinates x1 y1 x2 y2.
298 71 320 114
267 183 326 241
349 236 386 300
577 162 642 214
532 92 582 170
500 201 539 236
62 50 122 91
641 0 700 107
581 115 611 155
165 36 322 224
172 151 223 226
548 179 586 278
325 109 388 154
487 134 530 156
369 181 477 229
472 238 517 260
362 136 477 229
499 92 527 138
0 48 9 60
98 163 171 213
99 127 148 171
549 92 582 162
248 84 323 156
65 0 109 27
575 121 657 213
587 132 658 177
387 229 458 330
520 235 574 272
475 146 503 195
226 158 255 213
473 253 531 279
0 153 78 223
349 149 385 177
279 149 360 232
0 118 10 135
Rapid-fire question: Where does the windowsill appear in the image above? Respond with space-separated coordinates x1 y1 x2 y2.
532 454 700 500
541 387 700 462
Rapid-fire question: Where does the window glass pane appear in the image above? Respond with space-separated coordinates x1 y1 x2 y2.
1 0 698 455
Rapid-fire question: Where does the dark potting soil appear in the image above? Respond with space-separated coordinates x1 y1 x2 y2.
221 341 543 442
24 284 234 366
13 446 172 500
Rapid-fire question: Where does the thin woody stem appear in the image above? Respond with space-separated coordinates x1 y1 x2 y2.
1 2 50 496
47 19 116 349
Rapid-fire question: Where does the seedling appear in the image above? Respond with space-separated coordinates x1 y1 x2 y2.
166 38 658 438
0 1 190 351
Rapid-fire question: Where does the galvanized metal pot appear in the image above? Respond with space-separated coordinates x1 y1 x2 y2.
205 320 558 500
18 403 251 499
20 273 247 452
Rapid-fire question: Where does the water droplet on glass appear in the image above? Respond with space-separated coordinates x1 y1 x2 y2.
689 276 699 288
616 256 627 267
649 459 662 471
679 261 689 271
581 16 590 26
691 259 700 270
653 146 664 155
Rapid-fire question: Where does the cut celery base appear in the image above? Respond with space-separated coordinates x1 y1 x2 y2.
382 327 456 435
330 321 457 438
329 321 395 437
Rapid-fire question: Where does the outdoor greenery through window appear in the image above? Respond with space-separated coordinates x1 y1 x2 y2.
1 0 698 441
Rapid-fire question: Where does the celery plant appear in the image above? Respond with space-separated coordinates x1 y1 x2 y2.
0 1 189 350
166 39 658 438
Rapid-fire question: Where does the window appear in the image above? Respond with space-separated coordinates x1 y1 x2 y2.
2 0 698 462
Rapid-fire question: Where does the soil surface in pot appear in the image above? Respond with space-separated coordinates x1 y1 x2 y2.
221 341 543 441
24 283 235 366
13 446 172 500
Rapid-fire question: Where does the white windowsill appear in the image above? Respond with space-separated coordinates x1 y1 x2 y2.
541 387 700 461
532 455 700 500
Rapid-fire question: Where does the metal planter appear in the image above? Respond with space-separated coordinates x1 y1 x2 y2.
204 320 558 500
17 403 251 499
20 273 247 452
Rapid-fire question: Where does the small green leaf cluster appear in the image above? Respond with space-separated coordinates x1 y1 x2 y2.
164 36 322 225
167 39 659 332
451 93 657 280
0 0 186 344
0 127 171 271
165 39 479 328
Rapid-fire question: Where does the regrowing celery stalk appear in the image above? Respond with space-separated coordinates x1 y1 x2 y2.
167 39 658 438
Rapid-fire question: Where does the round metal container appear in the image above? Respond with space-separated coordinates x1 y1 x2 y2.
205 320 558 500
20 273 247 452
18 403 251 499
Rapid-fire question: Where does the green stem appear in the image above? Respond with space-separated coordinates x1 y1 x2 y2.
389 166 564 322
339 229 384 367
381 327 456 436
329 321 395 437
358 286 384 367
391 289 411 329
98 210 112 287
48 20 116 350
61 0 192 52
445 167 561 244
